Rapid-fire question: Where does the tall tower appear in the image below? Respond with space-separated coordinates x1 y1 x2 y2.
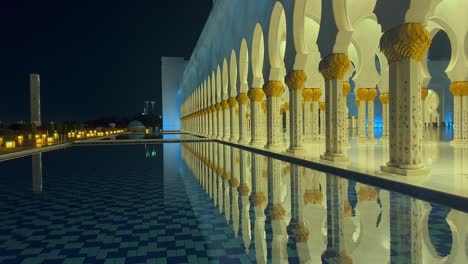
30 74 41 132
150 101 155 114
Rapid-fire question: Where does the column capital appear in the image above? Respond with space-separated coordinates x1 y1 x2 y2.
261 100 267 113
236 93 249 104
285 70 307 91
357 186 378 201
228 97 238 107
342 81 351 96
302 88 314 101
221 100 230 110
304 189 323 205
270 204 285 220
450 81 468 96
421 87 429 101
240 184 250 196
380 23 431 64
294 223 310 243
366 88 377 101
379 93 389 104
311 88 322 102
262 80 284 97
318 53 350 80
356 88 369 101
253 192 266 206
319 102 326 111
284 102 290 111
247 88 265 101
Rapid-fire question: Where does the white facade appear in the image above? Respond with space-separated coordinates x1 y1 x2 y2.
161 57 187 131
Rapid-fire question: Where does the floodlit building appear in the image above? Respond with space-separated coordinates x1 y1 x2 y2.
175 0 468 176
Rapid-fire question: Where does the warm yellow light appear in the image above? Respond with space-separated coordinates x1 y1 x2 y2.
145 129 149 134
76 135 81 139
35 135 40 139
0 137 3 145
5 141 15 148
53 133 59 139
47 137 54 145
17 135 24 141
36 138 43 147
42 134 46 139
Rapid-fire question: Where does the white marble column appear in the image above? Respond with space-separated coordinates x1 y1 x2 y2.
357 89 368 140
285 70 307 153
263 81 284 150
211 105 217 138
342 81 351 146
302 89 314 144
229 97 239 142
367 88 377 141
248 88 265 146
319 102 326 140
380 23 430 176
319 54 349 162
222 100 230 141
380 93 389 138
216 102 223 140
237 93 249 144
312 89 322 142
421 88 428 128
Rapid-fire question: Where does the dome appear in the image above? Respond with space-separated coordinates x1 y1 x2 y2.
128 120 145 127
128 120 146 133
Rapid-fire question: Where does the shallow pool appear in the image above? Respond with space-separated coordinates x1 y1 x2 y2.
0 143 465 263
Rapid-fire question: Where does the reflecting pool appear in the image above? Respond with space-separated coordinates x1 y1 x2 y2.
0 143 466 263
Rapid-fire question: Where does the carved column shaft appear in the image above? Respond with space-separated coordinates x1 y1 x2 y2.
263 81 284 149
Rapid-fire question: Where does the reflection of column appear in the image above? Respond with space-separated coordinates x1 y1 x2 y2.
224 145 231 222
270 158 289 264
253 153 268 263
445 209 468 263
263 81 284 150
321 175 350 263
285 70 307 153
240 150 252 253
32 153 42 193
231 148 240 238
390 192 423 263
248 88 265 146
319 54 350 161
217 143 224 213
229 97 239 142
380 23 430 175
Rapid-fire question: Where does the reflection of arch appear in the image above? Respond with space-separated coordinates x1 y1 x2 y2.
222 59 229 98
229 50 238 97
252 23 265 87
422 205 455 262
239 39 249 92
268 2 287 71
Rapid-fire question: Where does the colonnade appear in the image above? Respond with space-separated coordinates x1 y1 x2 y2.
180 0 468 176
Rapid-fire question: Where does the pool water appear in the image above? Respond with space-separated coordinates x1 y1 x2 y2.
0 143 465 263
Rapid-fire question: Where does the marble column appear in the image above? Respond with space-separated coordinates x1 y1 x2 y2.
248 88 265 146
367 88 377 141
319 54 350 161
342 81 351 146
380 93 389 138
357 88 368 140
319 102 326 140
216 102 223 140
263 81 285 150
237 93 249 144
421 88 428 128
380 23 430 176
312 89 322 142
211 105 217 138
302 89 314 144
229 97 239 142
222 100 230 141
285 70 307 154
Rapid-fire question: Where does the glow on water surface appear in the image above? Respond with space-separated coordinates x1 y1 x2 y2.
0 143 465 263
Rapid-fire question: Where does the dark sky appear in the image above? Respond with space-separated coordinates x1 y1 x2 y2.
0 0 212 122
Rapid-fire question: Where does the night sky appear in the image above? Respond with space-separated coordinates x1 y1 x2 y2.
0 0 212 122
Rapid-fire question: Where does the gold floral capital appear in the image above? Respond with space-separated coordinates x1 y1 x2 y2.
356 88 369 101
247 88 265 101
228 97 238 107
421 88 429 100
285 70 307 91
344 201 352 217
379 93 389 104
221 100 230 110
302 88 314 102
295 223 310 243
450 82 468 96
366 88 377 101
215 103 222 111
254 192 266 206
271 204 285 220
262 80 284 97
380 23 431 63
311 88 322 101
283 102 290 112
358 186 378 201
230 178 240 188
237 93 249 104
342 81 351 96
304 189 323 205
240 184 250 196
319 102 326 111
318 53 350 80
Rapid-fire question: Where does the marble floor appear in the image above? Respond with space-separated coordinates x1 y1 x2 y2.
227 128 468 200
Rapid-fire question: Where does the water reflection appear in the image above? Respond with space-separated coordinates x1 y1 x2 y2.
32 153 42 193
182 142 468 263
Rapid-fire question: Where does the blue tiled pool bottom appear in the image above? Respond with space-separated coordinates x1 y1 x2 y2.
0 143 463 263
